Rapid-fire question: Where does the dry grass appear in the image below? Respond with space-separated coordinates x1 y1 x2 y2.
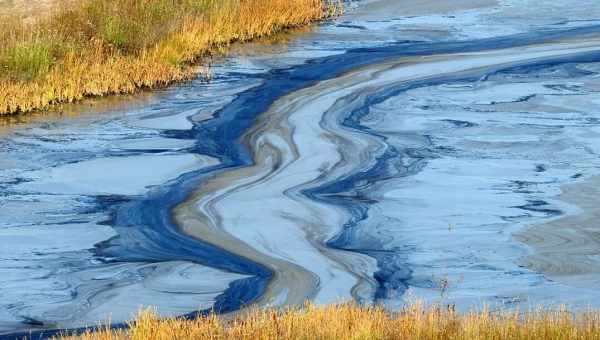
57 302 600 340
0 0 340 115
0 0 74 21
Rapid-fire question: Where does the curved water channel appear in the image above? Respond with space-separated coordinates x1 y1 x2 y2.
3 0 600 336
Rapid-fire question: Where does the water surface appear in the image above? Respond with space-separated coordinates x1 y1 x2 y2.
3 0 600 336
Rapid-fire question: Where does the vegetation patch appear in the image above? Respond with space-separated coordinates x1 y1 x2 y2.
58 302 600 340
0 0 340 115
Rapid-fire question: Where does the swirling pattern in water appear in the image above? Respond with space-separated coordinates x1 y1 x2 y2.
4 0 600 338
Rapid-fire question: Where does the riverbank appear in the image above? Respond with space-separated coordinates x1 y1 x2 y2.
0 0 338 115
61 302 600 340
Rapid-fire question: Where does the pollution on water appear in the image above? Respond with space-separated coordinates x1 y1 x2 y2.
2 0 600 338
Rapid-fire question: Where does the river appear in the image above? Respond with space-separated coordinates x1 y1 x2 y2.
2 0 600 336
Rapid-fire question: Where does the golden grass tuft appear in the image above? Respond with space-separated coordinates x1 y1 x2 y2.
0 0 341 115
57 302 600 340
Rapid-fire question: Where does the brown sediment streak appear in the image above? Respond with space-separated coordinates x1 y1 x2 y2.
174 146 320 307
173 67 383 308
515 175 600 289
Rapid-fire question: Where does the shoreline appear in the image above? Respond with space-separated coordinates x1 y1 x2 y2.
0 0 337 115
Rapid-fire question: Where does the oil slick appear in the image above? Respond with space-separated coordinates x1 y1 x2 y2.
3 0 600 336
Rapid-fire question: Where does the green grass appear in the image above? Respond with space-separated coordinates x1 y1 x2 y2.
2 39 57 79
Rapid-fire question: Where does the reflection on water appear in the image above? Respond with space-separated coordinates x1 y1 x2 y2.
0 92 158 132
